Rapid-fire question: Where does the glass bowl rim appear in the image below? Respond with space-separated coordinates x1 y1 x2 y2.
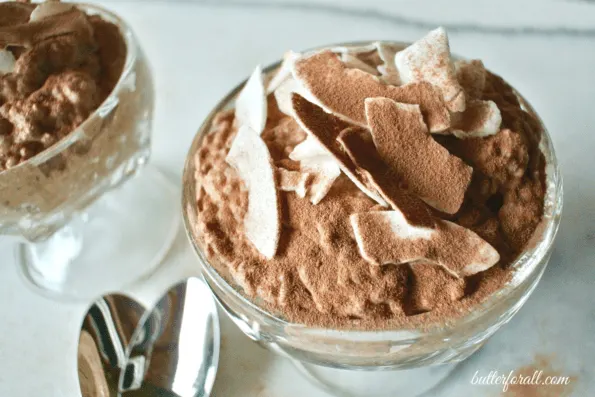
181 40 564 335
0 3 139 173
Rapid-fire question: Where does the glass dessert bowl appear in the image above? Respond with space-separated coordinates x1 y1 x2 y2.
182 34 562 396
0 2 179 300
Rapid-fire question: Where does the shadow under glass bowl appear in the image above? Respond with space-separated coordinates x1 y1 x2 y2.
0 4 179 300
181 42 563 396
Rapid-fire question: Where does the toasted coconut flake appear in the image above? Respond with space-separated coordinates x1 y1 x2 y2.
307 161 342 205
267 50 301 93
293 50 450 132
451 99 501 138
394 27 465 112
375 42 401 85
235 66 267 134
340 53 379 75
289 134 329 162
289 135 341 204
330 43 377 55
226 125 280 258
337 126 434 228
274 78 299 116
291 93 388 206
273 77 318 117
364 97 472 214
351 211 500 277
277 167 312 198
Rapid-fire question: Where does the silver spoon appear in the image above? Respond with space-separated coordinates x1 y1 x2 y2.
78 277 220 397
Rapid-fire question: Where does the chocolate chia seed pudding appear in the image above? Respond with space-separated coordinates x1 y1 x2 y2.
0 1 152 239
188 28 547 330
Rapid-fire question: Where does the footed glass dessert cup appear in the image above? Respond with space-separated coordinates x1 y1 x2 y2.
182 42 563 397
0 4 179 300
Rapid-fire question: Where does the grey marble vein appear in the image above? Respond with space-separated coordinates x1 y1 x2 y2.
132 0 595 38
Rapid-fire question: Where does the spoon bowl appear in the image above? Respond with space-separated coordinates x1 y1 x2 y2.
78 277 220 397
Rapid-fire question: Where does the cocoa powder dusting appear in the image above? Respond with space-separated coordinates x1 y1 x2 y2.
293 50 451 132
365 97 472 214
337 125 434 228
408 263 465 314
351 211 499 278
191 48 547 330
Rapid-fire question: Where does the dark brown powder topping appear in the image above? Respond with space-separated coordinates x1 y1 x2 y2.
293 50 451 132
365 97 472 214
289 91 386 206
336 125 434 228
351 210 499 278
291 92 432 226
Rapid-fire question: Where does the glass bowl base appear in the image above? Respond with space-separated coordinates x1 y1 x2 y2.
292 359 458 397
17 165 179 301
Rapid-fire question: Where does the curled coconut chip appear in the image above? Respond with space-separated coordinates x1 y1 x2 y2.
351 210 500 278
340 52 380 76
292 50 450 132
226 125 280 259
291 93 388 206
0 49 16 75
365 97 472 214
334 44 382 74
394 27 465 113
273 77 313 117
271 53 320 117
451 99 502 139
289 134 329 160
289 135 341 205
30 1 73 22
274 78 299 116
375 42 401 85
337 126 435 228
267 50 301 93
235 65 267 134
330 43 377 55
277 167 312 198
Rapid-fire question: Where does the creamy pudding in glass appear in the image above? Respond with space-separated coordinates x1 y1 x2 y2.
183 28 562 396
0 0 179 299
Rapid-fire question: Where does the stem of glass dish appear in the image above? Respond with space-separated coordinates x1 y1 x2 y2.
16 165 180 301
23 213 86 289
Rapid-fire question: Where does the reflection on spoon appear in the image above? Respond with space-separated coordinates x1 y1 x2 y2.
78 277 220 397
78 330 110 397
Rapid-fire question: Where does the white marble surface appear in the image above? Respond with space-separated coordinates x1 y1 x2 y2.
1 1 594 396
